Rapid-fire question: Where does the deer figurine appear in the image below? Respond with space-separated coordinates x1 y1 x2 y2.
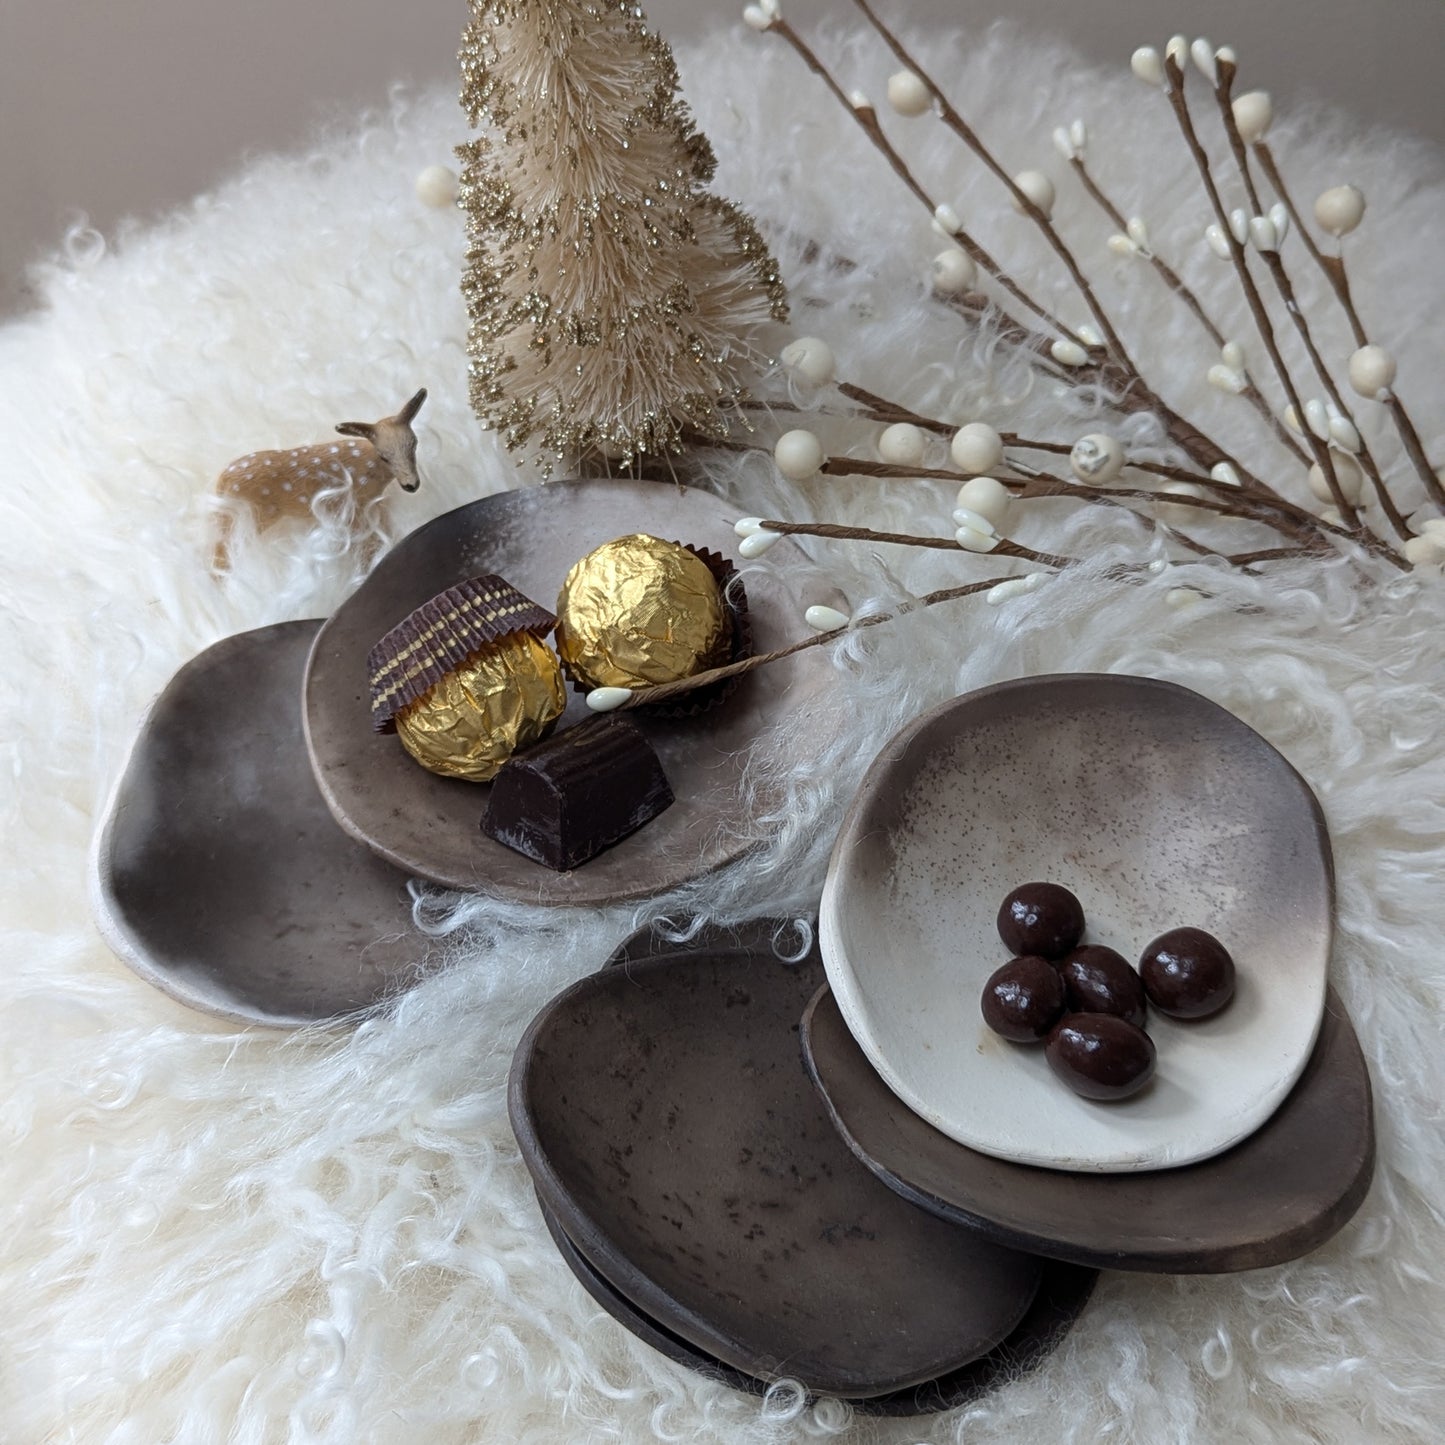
211 387 427 570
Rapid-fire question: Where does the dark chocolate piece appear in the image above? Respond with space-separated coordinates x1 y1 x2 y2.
997 882 1085 959
482 716 674 871
1140 927 1236 1019
980 956 1066 1042
1045 1014 1157 1101
1060 945 1147 1028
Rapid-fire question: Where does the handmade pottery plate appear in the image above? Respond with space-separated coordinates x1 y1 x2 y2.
538 1192 1098 1416
90 621 428 1026
304 480 830 904
509 921 1048 1398
803 983 1374 1272
819 674 1334 1172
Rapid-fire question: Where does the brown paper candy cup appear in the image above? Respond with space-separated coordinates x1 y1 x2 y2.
367 574 557 733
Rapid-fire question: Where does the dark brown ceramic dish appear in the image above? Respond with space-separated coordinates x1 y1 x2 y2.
538 1192 1097 1416
90 621 427 1026
802 983 1374 1273
303 480 831 904
509 923 1049 1398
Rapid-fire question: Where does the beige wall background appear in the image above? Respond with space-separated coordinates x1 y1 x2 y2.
2 0 1442 317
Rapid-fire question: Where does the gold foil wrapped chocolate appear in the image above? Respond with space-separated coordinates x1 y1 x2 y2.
554 534 730 691
395 631 564 782
367 574 564 782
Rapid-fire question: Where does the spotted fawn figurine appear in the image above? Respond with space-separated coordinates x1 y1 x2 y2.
211 388 427 570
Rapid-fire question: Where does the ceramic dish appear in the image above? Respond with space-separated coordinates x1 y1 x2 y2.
538 1192 1098 1416
819 674 1334 1173
802 982 1374 1272
90 621 427 1026
509 923 1047 1398
304 479 830 904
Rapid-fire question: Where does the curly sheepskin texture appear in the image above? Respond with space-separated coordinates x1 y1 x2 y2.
3 17 1444 1444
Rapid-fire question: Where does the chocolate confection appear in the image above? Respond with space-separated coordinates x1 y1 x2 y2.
482 716 674 871
1140 927 1237 1019
367 574 565 783
980 956 1066 1042
997 882 1086 959
1060 945 1148 1028
554 534 730 692
1046 1014 1157 1101
367 573 556 732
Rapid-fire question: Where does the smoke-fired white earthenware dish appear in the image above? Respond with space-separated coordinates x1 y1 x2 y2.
819 675 1334 1173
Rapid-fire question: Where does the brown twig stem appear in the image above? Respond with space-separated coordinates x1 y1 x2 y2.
614 576 1019 709
768 19 1065 337
851 0 1131 367
1253 141 1445 510
1069 155 1311 465
825 383 1331 543
1162 57 1362 533
769 17 1275 503
1212 65 1410 541
752 517 1073 568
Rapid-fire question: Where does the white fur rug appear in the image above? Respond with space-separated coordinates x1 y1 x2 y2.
3 16 1444 1444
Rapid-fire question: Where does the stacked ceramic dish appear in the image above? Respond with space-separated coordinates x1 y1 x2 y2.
809 677 1374 1273
509 677 1373 1410
89 481 828 1025
509 921 1099 1413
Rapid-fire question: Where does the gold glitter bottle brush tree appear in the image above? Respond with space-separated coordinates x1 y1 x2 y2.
588 8 1444 714
456 0 788 475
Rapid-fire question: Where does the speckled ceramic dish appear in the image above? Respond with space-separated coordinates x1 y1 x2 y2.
90 621 427 1026
819 675 1334 1173
538 1190 1098 1416
304 480 831 904
803 983 1374 1273
510 922 1048 1399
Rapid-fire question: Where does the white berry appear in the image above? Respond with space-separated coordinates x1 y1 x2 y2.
886 70 932 116
951 505 997 536
955 526 999 553
804 605 851 632
950 422 1004 474
586 686 632 713
878 423 927 467
1314 185 1365 237
931 248 977 295
933 203 962 235
1348 345 1396 399
956 475 1012 527
1069 433 1124 484
1050 338 1089 367
1232 90 1273 144
774 430 824 480
739 528 783 557
1307 453 1365 505
415 165 458 207
1402 534 1445 567
1157 481 1205 525
1012 171 1055 218
1131 47 1164 87
986 578 1031 606
780 336 836 387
